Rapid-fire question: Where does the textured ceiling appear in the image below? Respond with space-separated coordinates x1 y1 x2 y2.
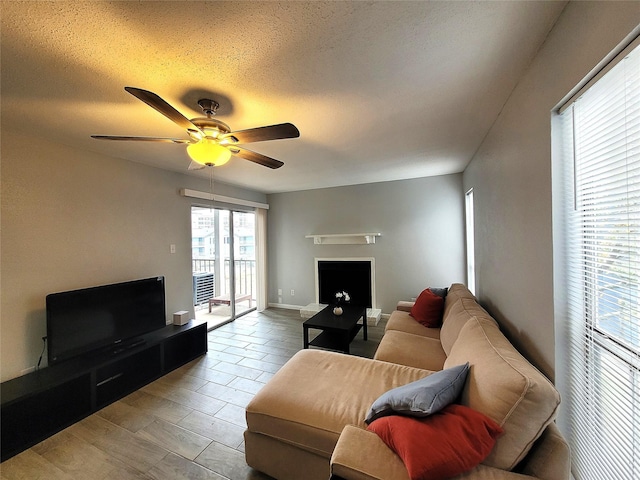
1 1 566 193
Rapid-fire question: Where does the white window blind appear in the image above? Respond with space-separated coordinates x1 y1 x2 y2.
558 42 640 479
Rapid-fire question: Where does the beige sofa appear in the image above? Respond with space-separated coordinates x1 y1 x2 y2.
245 284 570 480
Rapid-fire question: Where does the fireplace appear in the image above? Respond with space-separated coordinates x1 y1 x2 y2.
315 258 375 308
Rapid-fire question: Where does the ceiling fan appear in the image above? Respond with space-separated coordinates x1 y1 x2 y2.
92 87 299 169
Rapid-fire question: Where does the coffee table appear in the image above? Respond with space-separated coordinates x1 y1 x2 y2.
303 304 367 354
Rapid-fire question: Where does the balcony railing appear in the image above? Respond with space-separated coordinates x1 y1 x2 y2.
192 258 256 306
193 258 216 274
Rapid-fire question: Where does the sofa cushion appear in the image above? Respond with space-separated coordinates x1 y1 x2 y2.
444 316 561 471
367 404 503 480
331 425 411 480
246 350 432 459
410 288 445 327
440 297 495 355
365 362 469 424
331 425 542 480
385 310 440 339
442 283 477 320
374 330 446 371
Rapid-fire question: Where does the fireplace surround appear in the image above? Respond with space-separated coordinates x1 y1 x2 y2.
315 258 375 308
301 257 381 325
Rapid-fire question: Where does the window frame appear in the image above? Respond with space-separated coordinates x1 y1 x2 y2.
465 187 476 295
553 35 640 480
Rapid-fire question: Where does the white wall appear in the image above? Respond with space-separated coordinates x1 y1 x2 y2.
266 174 466 314
0 130 266 381
463 1 640 380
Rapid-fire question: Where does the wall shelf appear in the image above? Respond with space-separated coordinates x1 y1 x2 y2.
305 233 381 245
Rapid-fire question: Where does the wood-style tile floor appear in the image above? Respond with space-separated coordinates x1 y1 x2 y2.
0 308 385 480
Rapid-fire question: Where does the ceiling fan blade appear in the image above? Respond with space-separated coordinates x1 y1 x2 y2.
124 87 203 135
220 123 299 144
231 146 284 169
188 161 206 171
91 135 191 144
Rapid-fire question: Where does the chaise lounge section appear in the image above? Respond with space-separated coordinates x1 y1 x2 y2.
245 284 570 480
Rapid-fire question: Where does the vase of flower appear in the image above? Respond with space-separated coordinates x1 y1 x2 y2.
333 290 350 316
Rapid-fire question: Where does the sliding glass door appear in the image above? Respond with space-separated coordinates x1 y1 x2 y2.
191 206 256 329
232 211 257 317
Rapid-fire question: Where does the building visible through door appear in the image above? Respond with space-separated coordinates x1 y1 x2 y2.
191 206 256 330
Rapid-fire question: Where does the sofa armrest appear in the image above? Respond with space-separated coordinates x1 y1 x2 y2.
332 425 547 480
518 423 571 480
396 301 414 313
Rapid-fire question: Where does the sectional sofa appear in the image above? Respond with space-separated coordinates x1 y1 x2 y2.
245 284 570 480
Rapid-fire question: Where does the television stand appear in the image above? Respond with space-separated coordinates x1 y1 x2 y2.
109 337 146 355
0 319 207 462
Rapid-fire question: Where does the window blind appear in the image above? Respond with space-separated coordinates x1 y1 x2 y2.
558 43 640 479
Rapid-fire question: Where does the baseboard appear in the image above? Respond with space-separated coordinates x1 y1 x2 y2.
268 302 306 310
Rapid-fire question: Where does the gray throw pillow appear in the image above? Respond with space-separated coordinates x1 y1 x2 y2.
365 362 470 424
429 287 448 298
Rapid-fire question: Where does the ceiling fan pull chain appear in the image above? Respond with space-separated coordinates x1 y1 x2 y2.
209 168 215 211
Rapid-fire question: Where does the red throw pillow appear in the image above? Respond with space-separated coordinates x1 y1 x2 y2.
410 288 444 327
367 404 503 480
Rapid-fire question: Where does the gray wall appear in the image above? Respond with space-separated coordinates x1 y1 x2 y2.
1 130 266 381
266 174 466 314
463 1 640 381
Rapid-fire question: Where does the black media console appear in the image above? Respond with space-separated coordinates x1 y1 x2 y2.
0 319 208 462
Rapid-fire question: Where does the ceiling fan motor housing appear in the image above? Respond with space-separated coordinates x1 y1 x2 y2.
190 117 232 138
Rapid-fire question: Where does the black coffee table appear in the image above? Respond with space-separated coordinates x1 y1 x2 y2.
303 304 367 354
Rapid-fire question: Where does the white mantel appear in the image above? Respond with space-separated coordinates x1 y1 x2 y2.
305 233 381 245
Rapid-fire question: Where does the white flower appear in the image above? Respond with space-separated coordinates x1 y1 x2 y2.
335 291 350 304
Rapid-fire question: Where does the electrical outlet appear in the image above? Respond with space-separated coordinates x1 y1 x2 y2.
170 244 176 254
290 289 295 296
278 289 283 295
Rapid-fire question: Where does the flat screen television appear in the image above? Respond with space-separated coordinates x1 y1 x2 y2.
46 276 167 365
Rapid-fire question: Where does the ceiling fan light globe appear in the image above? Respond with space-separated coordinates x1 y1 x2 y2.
187 140 231 167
